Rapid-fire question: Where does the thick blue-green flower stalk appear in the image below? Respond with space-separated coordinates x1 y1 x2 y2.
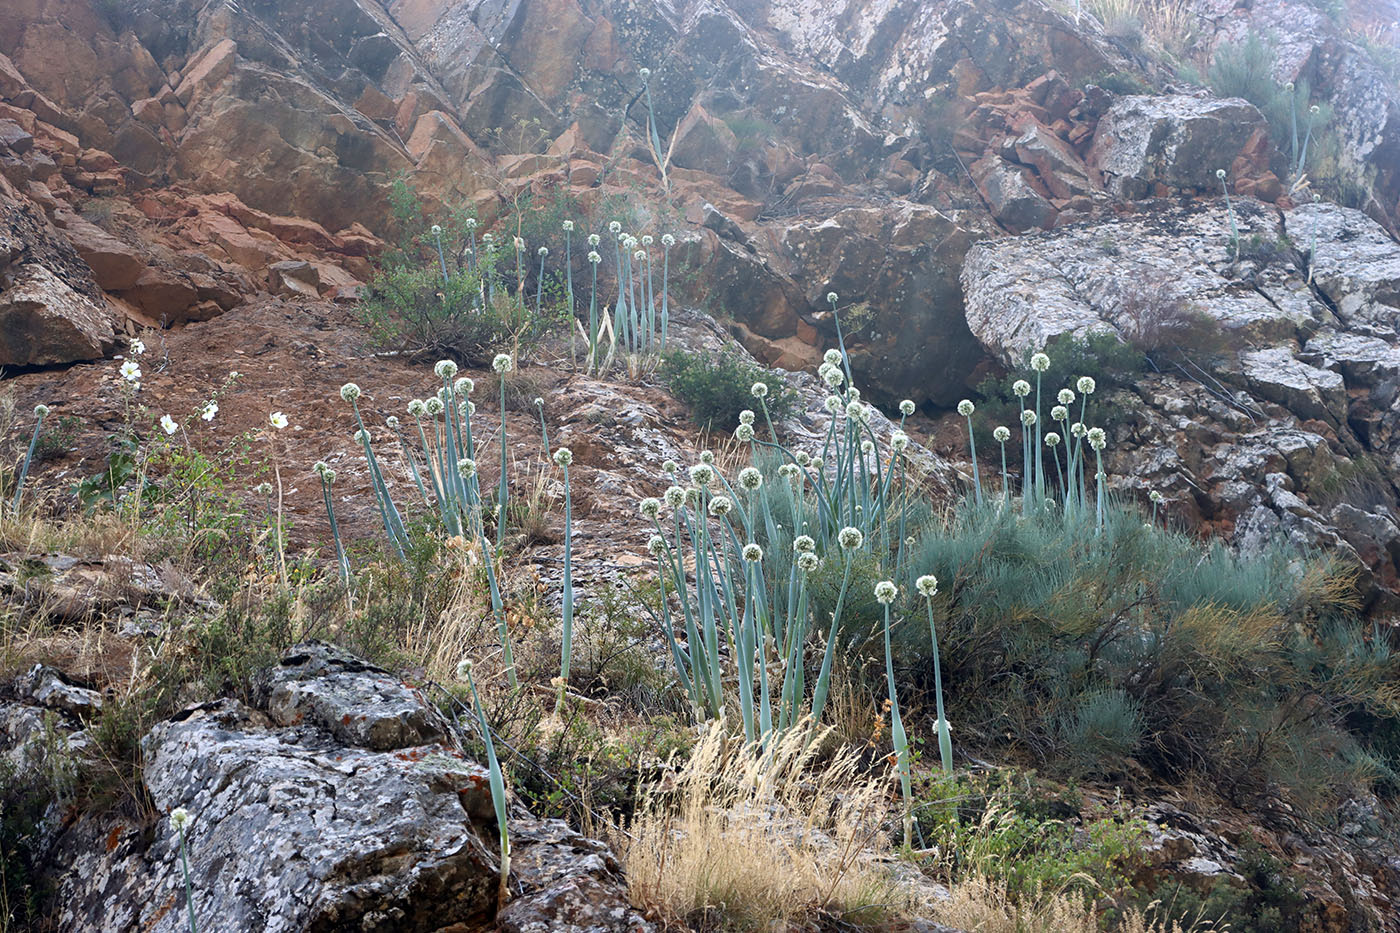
1088 427 1107 535
660 233 674 349
993 425 1011 503
809 526 863 732
917 574 952 774
1030 352 1050 502
534 246 547 314
1150 489 1164 527
314 462 350 585
492 354 513 547
11 404 48 511
169 807 198 933
958 399 982 506
562 219 574 318
457 659 511 908
876 579 912 848
554 447 575 712
430 224 448 288
1218 168 1239 259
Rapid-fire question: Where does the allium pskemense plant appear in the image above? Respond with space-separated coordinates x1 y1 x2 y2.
553 446 575 712
170 807 198 933
456 658 511 908
11 404 49 511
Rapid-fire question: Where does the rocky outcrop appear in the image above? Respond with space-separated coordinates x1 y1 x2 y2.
961 197 1400 606
1090 95 1270 199
14 642 651 933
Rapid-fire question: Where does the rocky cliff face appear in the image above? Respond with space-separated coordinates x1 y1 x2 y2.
1 0 1399 584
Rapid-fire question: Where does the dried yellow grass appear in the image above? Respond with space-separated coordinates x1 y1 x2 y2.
935 875 1223 932
616 721 925 931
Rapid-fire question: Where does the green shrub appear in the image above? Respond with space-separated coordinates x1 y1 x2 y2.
660 348 794 431
891 499 1398 809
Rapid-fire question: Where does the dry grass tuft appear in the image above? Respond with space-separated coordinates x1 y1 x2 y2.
935 876 1222 932
615 721 925 931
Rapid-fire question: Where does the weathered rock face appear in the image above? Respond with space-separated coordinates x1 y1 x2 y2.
1090 95 1269 199
27 642 651 933
962 197 1400 606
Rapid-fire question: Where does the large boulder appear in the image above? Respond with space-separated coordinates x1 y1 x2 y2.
45 642 652 933
1090 95 1268 199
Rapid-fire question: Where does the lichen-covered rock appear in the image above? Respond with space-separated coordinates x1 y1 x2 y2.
45 644 649 933
1090 95 1267 199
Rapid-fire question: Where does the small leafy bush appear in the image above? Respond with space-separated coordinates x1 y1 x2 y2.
660 348 794 431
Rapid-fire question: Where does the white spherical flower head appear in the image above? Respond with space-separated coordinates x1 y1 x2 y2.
861 439 874 455
797 551 820 573
689 463 715 487
160 414 178 435
537 246 548 258
466 400 476 416
1021 410 1037 426
639 66 651 79
823 348 843 367
821 364 844 388
464 217 478 230
847 387 861 402
957 399 975 417
130 337 146 356
708 495 732 516
1030 352 1051 372
891 431 909 453
1077 376 1096 395
1216 168 1227 180
255 481 273 496
588 233 601 246
170 807 192 833
778 463 798 479
482 232 494 242
313 460 329 476
1071 422 1086 438
916 574 939 598
458 458 476 477
269 412 288 430
455 658 474 681
1057 388 1075 406
845 400 864 421
120 360 141 382
662 233 675 247
793 534 816 553
425 397 445 416
455 377 475 396
899 399 915 416
647 534 667 556
742 543 764 562
588 250 602 264
700 450 716 465
513 236 525 251
1045 432 1061 447
633 249 645 261
562 219 574 232
322 468 336 484
811 457 823 470
1051 405 1069 422
874 580 898 604
430 224 443 237
533 397 544 410
826 291 838 305
623 235 637 249
201 402 218 422
751 381 769 399
663 459 678 475
386 415 400 429
1013 379 1031 398
739 409 755 425
340 383 361 402
640 497 661 519
993 425 1011 443
492 353 514 374
434 359 459 379
1087 427 1107 450
408 399 427 417
795 451 811 467
664 485 686 508
734 423 755 442
353 428 372 444
1149 490 1164 504
838 526 864 550
642 234 653 246
553 447 573 467
738 466 763 490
